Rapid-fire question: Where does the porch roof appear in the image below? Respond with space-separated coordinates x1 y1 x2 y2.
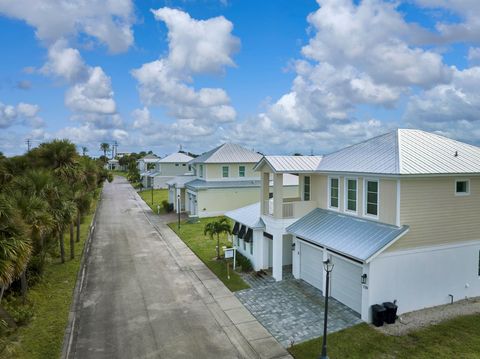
225 202 265 230
286 208 409 263
185 179 261 190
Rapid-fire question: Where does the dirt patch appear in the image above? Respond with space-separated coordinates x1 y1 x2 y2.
374 297 480 336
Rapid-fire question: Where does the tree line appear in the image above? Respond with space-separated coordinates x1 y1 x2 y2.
0 140 111 328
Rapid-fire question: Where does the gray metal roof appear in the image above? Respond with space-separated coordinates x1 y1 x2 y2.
254 155 323 173
225 202 265 229
317 129 480 175
158 152 193 163
189 143 263 164
286 208 409 262
139 154 160 163
185 179 260 190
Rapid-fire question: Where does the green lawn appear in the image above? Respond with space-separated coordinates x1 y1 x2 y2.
168 218 250 292
289 313 480 359
109 170 127 177
0 202 97 359
139 188 169 214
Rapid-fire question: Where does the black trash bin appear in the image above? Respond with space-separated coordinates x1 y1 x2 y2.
371 304 386 327
383 302 398 324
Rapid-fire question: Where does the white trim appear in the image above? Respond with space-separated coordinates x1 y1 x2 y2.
344 177 358 215
455 178 470 196
396 179 401 227
327 249 364 268
363 178 379 220
377 238 480 258
327 176 340 211
303 175 311 201
365 227 409 263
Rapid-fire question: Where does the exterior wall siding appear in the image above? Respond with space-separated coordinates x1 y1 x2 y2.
196 187 261 217
158 163 191 176
205 163 259 181
390 177 480 250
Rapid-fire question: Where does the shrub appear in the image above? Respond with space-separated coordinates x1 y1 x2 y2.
236 251 253 272
162 200 173 213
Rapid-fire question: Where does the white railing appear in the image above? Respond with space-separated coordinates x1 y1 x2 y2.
264 199 316 219
264 199 274 215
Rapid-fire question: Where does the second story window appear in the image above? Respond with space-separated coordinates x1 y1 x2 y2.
346 178 357 212
199 164 204 178
304 176 311 201
365 180 379 217
455 179 470 196
329 177 339 209
239 165 246 177
222 166 229 178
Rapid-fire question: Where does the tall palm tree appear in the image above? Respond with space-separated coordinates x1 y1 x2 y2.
100 142 110 159
82 146 88 157
204 218 232 260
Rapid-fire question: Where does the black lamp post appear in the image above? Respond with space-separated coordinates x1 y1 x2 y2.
177 194 181 229
320 258 334 359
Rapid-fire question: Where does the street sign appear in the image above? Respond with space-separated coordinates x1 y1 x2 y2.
224 248 234 259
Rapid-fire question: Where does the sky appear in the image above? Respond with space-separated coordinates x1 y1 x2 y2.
1 0 480 157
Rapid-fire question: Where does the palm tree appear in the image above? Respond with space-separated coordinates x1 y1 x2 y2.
0 194 31 328
204 218 232 260
100 142 110 159
82 146 88 156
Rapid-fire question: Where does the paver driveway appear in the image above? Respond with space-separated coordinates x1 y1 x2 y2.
66 177 290 359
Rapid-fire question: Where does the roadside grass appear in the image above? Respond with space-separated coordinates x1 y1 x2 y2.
289 313 480 359
0 201 97 359
168 218 250 292
109 170 127 177
139 188 169 214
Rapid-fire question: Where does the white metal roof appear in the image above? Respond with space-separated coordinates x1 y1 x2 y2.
286 208 409 263
225 202 265 229
189 143 263 164
158 152 193 163
138 154 160 163
166 175 196 188
317 129 480 175
254 155 323 173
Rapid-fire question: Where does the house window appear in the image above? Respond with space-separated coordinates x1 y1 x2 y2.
456 179 470 195
199 164 204 178
365 180 379 217
243 240 246 251
346 178 357 212
250 242 253 255
304 176 311 201
478 251 480 276
222 166 229 178
239 165 246 177
175 163 179 166
329 177 339 209
182 163 186 166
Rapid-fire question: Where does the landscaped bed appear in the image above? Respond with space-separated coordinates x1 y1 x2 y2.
139 188 169 214
288 313 480 358
0 201 97 359
168 217 250 292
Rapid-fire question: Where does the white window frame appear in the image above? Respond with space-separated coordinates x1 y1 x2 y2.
199 164 204 178
222 165 229 178
303 175 311 201
364 178 380 219
239 165 246 177
455 179 470 196
328 176 340 211
344 177 358 214
250 241 253 255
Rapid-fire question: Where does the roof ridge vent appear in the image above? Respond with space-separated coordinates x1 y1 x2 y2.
454 151 458 157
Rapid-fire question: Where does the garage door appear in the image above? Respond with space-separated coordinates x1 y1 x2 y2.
299 242 323 290
330 255 362 313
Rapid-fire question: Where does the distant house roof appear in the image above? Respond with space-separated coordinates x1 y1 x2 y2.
317 129 480 175
185 179 261 190
286 208 409 263
166 175 196 188
189 143 263 164
158 152 193 163
139 154 160 163
254 155 323 173
225 202 265 230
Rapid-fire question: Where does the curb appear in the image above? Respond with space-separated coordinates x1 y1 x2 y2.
60 193 101 359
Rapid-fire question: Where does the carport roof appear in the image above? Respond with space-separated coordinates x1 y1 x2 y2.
225 202 264 229
286 208 409 263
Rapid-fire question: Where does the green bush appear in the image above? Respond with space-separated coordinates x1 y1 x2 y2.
3 296 34 326
162 200 173 213
236 251 253 272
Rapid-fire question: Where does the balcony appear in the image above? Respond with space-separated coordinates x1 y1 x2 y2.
263 198 317 219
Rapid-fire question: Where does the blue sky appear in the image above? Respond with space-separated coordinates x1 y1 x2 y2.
0 0 479 157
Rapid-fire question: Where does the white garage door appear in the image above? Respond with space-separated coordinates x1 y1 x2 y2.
299 242 323 290
330 255 363 314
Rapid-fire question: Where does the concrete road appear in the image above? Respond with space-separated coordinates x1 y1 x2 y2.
68 177 290 359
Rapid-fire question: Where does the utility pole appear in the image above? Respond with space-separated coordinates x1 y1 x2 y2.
25 138 32 152
111 140 118 159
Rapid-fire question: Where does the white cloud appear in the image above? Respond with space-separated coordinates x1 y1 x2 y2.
468 47 480 64
0 0 134 53
0 101 43 129
132 107 152 129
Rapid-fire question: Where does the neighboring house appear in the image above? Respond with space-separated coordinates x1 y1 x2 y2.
146 152 193 189
176 143 299 218
137 154 161 188
167 174 196 212
105 159 120 170
226 129 480 322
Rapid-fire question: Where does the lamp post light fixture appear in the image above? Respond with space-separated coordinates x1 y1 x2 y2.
320 259 334 359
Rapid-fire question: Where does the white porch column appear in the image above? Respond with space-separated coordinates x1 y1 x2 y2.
272 230 284 281
252 229 264 271
260 172 270 215
273 173 284 219
292 237 300 278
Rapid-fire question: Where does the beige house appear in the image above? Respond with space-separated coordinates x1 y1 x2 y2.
226 129 480 322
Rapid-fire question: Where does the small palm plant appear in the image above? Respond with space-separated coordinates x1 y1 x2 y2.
204 218 231 260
